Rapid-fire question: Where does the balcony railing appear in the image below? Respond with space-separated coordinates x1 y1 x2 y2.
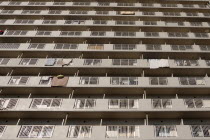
106 125 140 138
108 99 138 109
155 125 177 137
18 125 54 138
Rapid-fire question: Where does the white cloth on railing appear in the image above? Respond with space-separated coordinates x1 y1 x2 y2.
203 100 210 108
149 59 169 69
196 79 205 85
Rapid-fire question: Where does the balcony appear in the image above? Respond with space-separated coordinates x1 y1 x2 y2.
0 1 209 11
0 118 209 140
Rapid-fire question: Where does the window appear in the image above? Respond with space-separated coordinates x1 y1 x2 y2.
48 10 61 14
22 10 41 14
166 22 184 26
84 59 101 66
98 2 110 6
198 5 207 8
186 13 198 16
30 98 61 109
116 21 135 25
146 44 161 50
171 45 192 51
113 44 136 50
150 77 168 85
69 11 87 14
73 2 90 6
28 44 45 49
19 58 38 65
0 43 20 49
53 2 65 5
118 3 134 6
161 4 177 7
9 2 21 5
155 125 177 137
68 126 92 138
145 32 159 37
143 21 157 25
200 45 210 51
18 125 54 138
65 20 85 24
96 11 108 15
112 59 137 66
175 60 199 66
203 13 210 17
106 126 140 138
115 32 135 37
91 31 106 36
43 20 57 24
190 22 202 26
164 12 180 16
36 31 51 36
111 77 138 85
109 99 138 109
79 77 99 85
0 19 6 24
142 3 153 7
168 32 188 37
1 10 14 14
74 99 96 109
39 76 52 85
206 60 210 66
185 99 210 108
5 30 27 35
93 20 107 24
179 77 205 85
54 44 78 49
0 126 6 137
143 12 155 15
183 4 194 8
152 99 172 109
194 33 209 38
15 20 34 24
0 58 10 65
9 76 29 85
28 2 46 5
191 125 210 137
87 44 104 50
0 98 18 109
60 31 81 36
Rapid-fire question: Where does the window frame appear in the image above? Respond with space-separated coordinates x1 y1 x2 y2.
18 125 54 138
155 125 177 137
68 125 92 138
111 77 138 85
79 77 99 85
30 98 62 109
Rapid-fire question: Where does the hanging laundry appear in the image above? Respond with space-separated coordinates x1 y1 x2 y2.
203 100 210 108
149 59 169 69
45 58 56 66
62 59 73 66
159 59 169 67
196 79 205 85
0 30 4 35
120 11 135 15
149 59 159 69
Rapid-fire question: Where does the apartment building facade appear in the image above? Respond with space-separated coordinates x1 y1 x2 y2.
0 0 210 139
